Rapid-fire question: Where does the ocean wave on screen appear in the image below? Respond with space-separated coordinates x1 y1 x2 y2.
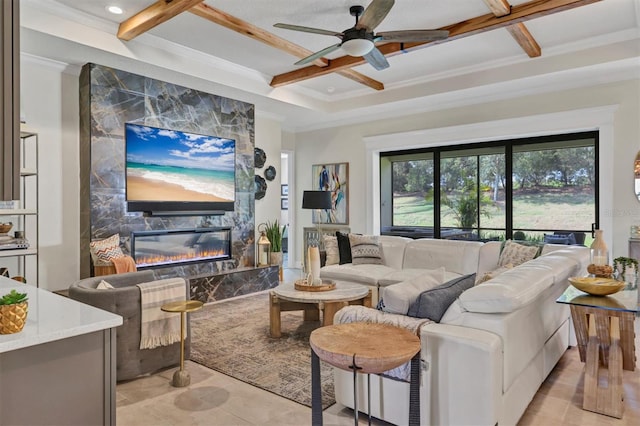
138 170 235 201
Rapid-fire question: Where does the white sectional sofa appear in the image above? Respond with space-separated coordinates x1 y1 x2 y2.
324 236 589 426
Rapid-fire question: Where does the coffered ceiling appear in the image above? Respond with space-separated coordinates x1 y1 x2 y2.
19 0 640 131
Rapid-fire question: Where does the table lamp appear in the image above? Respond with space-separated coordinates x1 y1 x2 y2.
301 190 332 281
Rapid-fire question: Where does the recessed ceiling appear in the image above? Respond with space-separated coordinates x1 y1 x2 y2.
20 0 640 131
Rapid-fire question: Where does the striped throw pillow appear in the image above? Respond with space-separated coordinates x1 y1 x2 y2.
323 235 340 266
349 234 383 265
89 234 124 263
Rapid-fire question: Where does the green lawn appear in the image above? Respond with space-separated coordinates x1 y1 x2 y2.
393 189 594 231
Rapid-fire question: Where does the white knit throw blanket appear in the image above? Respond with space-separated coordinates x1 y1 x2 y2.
137 278 186 350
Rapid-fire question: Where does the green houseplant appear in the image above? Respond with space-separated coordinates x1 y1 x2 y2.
263 220 287 253
261 220 287 280
613 256 638 285
0 289 29 334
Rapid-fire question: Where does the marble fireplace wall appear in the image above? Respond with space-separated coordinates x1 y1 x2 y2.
79 63 255 279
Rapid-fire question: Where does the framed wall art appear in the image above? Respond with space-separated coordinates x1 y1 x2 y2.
311 162 349 224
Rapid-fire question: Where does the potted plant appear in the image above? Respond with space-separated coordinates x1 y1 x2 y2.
613 256 638 286
0 289 29 334
262 220 287 278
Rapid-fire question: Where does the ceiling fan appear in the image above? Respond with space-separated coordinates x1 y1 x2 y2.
274 0 449 71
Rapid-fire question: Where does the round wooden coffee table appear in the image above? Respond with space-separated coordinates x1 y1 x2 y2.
309 322 421 426
269 281 371 338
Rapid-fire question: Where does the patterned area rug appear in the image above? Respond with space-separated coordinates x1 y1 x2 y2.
189 292 335 409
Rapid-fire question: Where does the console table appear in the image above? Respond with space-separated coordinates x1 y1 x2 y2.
557 285 638 418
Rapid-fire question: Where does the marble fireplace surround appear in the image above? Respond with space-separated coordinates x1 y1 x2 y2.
79 63 270 299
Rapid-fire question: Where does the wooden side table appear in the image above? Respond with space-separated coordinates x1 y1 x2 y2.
309 322 421 426
557 285 638 418
161 300 204 387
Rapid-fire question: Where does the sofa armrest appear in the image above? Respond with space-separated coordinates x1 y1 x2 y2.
420 323 502 426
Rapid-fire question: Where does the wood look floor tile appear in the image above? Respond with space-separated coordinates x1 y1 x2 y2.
116 305 640 426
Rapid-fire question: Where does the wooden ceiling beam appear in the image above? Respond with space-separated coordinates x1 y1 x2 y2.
483 0 541 58
270 0 598 88
189 3 383 91
483 0 512 17
117 0 205 41
506 23 541 57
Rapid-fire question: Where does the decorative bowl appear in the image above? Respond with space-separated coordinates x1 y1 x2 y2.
568 276 625 296
0 223 12 234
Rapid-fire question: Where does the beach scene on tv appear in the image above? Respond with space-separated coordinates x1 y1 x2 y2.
125 123 236 203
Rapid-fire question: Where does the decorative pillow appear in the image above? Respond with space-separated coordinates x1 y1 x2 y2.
349 234 383 265
96 280 114 290
323 235 340 266
498 240 539 267
381 267 446 315
475 263 513 284
89 234 124 263
407 273 476 322
336 231 352 264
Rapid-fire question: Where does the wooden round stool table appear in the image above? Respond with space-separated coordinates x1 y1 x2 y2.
161 300 204 387
309 322 421 426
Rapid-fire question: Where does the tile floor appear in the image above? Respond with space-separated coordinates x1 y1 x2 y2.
117 269 640 425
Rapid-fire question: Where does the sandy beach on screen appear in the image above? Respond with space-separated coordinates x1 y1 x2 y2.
127 176 229 202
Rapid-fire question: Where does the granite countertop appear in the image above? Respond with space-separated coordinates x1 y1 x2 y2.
0 277 122 353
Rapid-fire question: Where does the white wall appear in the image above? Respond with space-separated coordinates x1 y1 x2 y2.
20 54 80 291
254 114 283 235
293 79 640 266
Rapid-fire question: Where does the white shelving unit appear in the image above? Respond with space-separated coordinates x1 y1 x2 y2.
0 129 39 286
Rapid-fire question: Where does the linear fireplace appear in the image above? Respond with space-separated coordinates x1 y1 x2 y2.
130 228 232 269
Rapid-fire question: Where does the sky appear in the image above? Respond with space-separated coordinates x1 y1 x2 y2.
125 123 236 172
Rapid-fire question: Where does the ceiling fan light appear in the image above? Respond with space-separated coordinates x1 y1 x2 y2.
341 39 374 57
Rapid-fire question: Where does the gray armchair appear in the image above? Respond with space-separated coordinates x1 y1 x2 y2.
68 270 191 382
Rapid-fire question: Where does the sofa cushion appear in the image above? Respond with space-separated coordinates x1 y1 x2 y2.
336 231 352 264
498 240 539 267
349 234 383 265
378 235 411 269
475 263 513 284
380 267 446 315
379 268 461 287
402 239 483 275
407 273 476 322
323 235 340 266
320 263 396 286
459 265 554 313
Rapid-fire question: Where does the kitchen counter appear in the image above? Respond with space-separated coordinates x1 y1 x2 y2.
0 277 122 352
0 277 122 425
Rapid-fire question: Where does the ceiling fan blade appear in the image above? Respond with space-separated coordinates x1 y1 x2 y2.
274 23 342 38
376 29 449 42
295 43 342 66
363 46 390 71
356 0 395 31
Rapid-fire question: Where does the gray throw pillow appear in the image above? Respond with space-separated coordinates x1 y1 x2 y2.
407 273 476 322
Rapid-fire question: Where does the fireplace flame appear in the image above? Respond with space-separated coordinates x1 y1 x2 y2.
135 248 228 267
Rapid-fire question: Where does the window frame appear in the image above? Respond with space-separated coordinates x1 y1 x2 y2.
380 131 599 240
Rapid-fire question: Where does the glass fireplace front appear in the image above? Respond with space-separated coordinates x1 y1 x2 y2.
130 228 232 268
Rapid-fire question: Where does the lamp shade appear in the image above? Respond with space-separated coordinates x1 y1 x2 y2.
302 191 332 210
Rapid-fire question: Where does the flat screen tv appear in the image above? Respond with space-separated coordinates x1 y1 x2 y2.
125 123 236 214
